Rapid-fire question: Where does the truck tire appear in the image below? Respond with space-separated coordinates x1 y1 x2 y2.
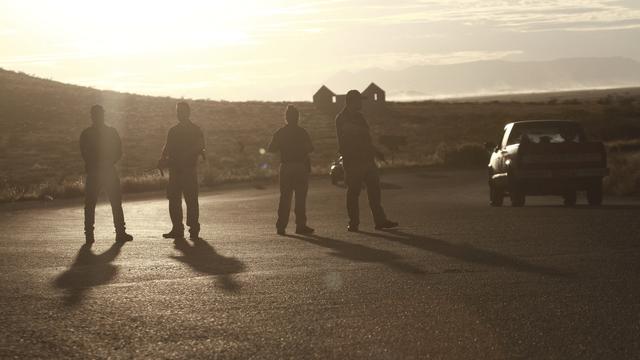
563 190 577 206
489 183 504 207
587 180 603 206
509 186 526 207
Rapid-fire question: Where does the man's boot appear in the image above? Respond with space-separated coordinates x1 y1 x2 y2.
115 231 133 243
189 226 200 240
374 220 399 230
163 227 184 239
295 225 315 235
85 231 95 245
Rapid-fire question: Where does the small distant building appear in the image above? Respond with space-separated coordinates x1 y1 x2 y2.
312 85 336 108
362 82 385 104
313 82 386 110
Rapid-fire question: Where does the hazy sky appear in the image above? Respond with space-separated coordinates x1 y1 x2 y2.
1 0 640 100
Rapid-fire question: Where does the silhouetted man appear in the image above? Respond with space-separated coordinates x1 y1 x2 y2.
80 105 133 244
335 90 398 232
268 105 315 235
159 102 205 240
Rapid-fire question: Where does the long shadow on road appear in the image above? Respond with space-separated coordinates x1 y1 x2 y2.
54 242 123 307
286 234 425 275
524 204 640 211
360 229 567 277
171 237 246 292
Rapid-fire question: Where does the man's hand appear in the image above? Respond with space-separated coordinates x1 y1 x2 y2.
157 158 168 176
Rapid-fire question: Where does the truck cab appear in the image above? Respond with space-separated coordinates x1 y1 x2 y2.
488 120 608 207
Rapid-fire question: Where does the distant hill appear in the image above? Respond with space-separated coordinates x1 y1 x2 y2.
325 57 640 101
1 68 639 201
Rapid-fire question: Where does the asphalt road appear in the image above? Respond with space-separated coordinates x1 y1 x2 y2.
1 169 639 359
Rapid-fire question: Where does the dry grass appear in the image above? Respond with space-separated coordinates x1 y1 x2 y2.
604 151 640 196
1 68 640 202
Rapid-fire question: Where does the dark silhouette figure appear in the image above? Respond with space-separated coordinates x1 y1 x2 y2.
335 90 398 232
267 105 315 235
54 242 123 306
361 229 566 276
287 234 424 275
171 237 245 291
80 105 133 244
159 102 205 240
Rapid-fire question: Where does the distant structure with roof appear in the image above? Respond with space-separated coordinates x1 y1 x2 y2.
313 83 386 111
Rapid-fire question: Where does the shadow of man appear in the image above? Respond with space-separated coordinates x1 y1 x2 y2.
360 229 567 277
54 242 124 307
287 234 424 275
171 238 246 292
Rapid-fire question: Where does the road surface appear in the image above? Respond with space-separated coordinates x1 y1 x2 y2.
1 169 639 359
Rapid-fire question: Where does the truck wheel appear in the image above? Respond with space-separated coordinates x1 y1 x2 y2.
510 187 525 207
489 183 504 207
587 180 603 206
563 190 577 206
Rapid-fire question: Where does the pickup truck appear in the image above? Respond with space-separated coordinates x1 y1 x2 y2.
487 120 608 207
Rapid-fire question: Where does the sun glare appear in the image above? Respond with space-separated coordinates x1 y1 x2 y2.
5 0 273 56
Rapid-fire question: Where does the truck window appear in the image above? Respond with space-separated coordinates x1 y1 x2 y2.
508 123 585 145
501 124 513 148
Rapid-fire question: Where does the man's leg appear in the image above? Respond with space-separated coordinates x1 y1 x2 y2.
276 164 294 233
363 165 398 229
183 168 200 238
104 170 126 234
105 170 132 242
84 173 99 243
293 164 309 229
363 165 387 225
344 165 364 230
165 170 184 237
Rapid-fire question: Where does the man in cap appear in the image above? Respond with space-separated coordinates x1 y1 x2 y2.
268 105 315 235
159 102 205 240
335 90 398 232
80 105 133 244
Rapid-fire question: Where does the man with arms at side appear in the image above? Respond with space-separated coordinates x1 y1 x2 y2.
80 105 133 244
335 90 398 232
159 102 205 240
268 105 315 235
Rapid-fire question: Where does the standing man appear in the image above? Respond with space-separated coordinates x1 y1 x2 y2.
268 105 315 235
335 90 398 232
80 105 133 244
159 102 205 240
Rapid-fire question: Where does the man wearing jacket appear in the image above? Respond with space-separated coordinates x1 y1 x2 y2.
80 105 133 244
335 90 398 232
268 105 315 235
159 102 205 240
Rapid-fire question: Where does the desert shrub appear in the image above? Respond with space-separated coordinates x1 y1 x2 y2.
38 177 85 199
598 95 614 105
604 151 640 196
120 173 167 193
434 142 489 168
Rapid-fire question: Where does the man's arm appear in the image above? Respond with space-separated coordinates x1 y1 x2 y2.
304 129 314 154
79 130 89 163
197 127 206 160
267 130 280 153
160 130 170 161
113 129 122 164
335 114 345 155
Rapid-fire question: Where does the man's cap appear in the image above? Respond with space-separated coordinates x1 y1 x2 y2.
286 104 298 116
346 89 367 103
